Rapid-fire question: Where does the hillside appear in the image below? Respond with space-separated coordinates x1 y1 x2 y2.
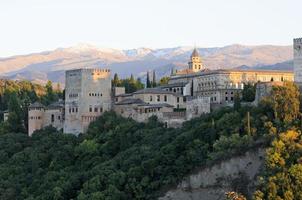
0 82 301 199
0 44 293 84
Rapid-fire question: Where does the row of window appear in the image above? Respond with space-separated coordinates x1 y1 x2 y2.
69 73 78 77
91 69 109 75
145 108 161 113
199 82 216 87
29 116 41 120
225 96 234 101
29 108 43 111
51 114 61 122
69 93 78 98
200 91 217 96
82 116 98 122
149 95 168 102
165 87 183 93
89 93 103 97
149 95 183 103
89 107 103 113
69 107 78 113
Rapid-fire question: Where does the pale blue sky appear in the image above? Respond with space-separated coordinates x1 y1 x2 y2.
0 0 301 57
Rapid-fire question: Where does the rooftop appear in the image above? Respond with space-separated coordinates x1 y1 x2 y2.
46 100 64 109
171 68 293 80
159 82 189 89
115 98 145 105
29 102 45 108
133 88 182 96
191 48 200 58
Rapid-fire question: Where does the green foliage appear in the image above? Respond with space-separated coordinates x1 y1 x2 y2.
152 70 157 88
0 105 272 199
242 83 256 102
159 76 170 86
255 130 302 200
260 82 300 124
0 82 300 199
146 71 151 88
41 80 62 105
233 92 241 111
0 79 62 134
112 74 144 93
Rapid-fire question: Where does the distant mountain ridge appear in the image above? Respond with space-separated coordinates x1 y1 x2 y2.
0 44 293 84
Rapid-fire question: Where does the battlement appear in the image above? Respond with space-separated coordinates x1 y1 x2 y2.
66 68 111 79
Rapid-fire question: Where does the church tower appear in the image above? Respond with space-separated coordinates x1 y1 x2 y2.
188 48 203 73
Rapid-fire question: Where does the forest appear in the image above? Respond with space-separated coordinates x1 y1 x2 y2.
0 80 301 200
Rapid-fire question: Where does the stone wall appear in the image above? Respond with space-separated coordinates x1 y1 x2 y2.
294 38 302 83
159 148 265 200
64 68 112 134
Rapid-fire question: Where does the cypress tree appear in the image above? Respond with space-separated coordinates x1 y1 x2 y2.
152 70 157 88
113 73 120 87
146 71 151 88
233 92 241 111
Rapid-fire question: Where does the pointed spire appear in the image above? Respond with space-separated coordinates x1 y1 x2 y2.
191 47 199 58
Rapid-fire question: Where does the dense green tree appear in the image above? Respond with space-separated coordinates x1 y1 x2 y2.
42 80 58 105
7 92 25 133
112 75 144 93
242 83 256 102
261 82 300 124
159 76 170 86
254 130 302 200
152 70 156 88
233 92 241 111
146 71 151 88
0 83 300 200
112 73 120 87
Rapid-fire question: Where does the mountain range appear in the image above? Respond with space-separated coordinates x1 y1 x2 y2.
0 44 293 85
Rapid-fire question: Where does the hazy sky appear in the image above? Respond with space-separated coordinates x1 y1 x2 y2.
0 0 301 57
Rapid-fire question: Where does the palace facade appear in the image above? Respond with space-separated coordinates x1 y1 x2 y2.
27 47 294 136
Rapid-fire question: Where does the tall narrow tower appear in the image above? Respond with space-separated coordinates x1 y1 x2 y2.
294 38 302 84
188 48 203 73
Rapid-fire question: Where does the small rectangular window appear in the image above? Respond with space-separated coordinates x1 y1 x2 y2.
89 107 92 112
51 114 55 123
94 107 98 112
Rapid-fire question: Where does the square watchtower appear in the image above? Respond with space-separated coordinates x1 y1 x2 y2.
63 68 112 135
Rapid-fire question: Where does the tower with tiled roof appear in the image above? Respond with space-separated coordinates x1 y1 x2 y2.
188 48 203 73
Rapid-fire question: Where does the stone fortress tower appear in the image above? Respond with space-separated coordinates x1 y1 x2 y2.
294 38 302 85
28 102 45 137
188 48 203 73
64 68 112 135
28 101 64 136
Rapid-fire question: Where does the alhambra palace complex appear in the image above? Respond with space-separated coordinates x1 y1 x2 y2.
27 39 302 136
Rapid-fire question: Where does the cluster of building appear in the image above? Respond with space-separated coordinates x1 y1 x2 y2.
27 39 302 136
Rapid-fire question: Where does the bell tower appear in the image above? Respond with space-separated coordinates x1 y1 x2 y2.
188 48 203 73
